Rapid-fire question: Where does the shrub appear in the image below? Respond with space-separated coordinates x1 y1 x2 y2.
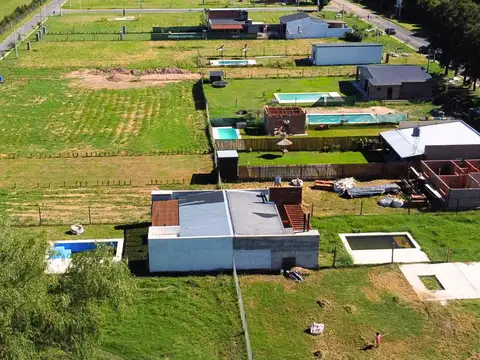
342 25 367 42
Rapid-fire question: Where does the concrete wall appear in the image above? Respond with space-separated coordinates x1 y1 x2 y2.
148 236 233 272
234 250 272 270
312 45 382 66
285 18 350 39
424 145 480 161
367 84 401 100
399 81 433 100
233 231 320 269
447 188 480 209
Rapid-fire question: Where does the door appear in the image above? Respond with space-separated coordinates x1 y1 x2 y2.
387 87 393 99
282 257 296 269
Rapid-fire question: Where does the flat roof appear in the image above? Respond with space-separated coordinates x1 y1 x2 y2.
380 121 480 158
177 191 232 237
280 12 311 23
226 190 285 236
312 42 382 48
217 150 238 159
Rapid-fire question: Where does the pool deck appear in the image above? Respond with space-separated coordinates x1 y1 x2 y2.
400 262 480 302
274 92 341 104
340 232 430 265
212 126 242 140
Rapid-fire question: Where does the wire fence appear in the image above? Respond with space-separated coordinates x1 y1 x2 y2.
233 259 253 360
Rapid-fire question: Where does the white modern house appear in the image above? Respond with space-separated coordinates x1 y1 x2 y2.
280 12 352 39
147 188 319 272
311 43 383 66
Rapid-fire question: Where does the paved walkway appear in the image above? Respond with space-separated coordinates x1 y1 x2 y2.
0 0 67 59
330 0 428 50
400 262 480 302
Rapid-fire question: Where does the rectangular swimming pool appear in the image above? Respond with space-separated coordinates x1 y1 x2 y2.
47 238 124 273
212 127 241 140
339 232 430 265
307 113 376 125
210 59 257 66
274 92 341 105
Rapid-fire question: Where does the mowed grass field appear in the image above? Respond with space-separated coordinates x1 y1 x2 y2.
96 276 246 360
204 77 352 118
241 266 480 360
0 68 209 155
0 0 31 18
239 151 367 166
65 0 301 8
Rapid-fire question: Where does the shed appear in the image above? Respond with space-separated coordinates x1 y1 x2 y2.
357 65 433 100
209 71 224 83
311 43 383 66
280 12 351 39
217 150 238 182
264 106 306 135
380 121 480 160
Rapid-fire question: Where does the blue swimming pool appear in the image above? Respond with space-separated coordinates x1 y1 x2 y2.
216 128 239 140
307 113 377 125
275 92 331 103
52 241 117 259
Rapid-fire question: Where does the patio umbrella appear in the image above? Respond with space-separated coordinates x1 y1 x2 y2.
277 138 292 156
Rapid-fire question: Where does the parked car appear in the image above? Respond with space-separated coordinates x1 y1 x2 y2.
385 28 396 35
418 45 430 54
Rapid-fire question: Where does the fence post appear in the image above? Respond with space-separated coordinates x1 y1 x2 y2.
88 204 92 225
311 203 314 217
331 245 337 268
359 201 364 215
391 241 395 263
446 247 451 262
38 205 42 226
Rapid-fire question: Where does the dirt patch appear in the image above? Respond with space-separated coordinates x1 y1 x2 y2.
362 269 419 304
66 67 201 90
304 106 397 115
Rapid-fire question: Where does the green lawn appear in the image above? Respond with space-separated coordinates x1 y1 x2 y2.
241 266 480 360
205 77 353 119
96 276 246 360
0 68 209 155
14 224 123 240
239 151 367 166
312 212 480 267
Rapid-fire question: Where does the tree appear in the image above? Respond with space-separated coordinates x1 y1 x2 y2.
0 221 133 359
342 25 367 42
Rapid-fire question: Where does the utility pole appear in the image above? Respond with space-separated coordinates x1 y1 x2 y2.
10 22 18 59
342 4 345 21
59 0 63 16
376 20 380 44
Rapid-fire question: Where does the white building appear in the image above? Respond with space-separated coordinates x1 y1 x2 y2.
311 43 383 66
148 188 320 273
280 12 352 39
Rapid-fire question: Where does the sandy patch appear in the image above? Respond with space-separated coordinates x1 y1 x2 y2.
362 268 419 304
304 106 397 115
66 68 201 90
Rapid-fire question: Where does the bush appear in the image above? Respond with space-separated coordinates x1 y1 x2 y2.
342 25 367 42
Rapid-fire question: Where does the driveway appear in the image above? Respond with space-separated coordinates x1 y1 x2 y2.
330 0 428 50
0 0 68 58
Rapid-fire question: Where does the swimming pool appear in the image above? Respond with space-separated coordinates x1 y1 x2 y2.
274 92 341 105
212 127 241 140
210 59 257 66
339 232 429 265
307 113 376 125
47 238 124 273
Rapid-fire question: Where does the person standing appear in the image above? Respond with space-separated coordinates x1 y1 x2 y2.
375 332 383 347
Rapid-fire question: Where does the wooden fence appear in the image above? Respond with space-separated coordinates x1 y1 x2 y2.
238 162 414 181
216 136 378 152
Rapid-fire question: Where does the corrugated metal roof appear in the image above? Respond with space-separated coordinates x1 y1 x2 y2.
280 12 311 23
226 190 285 236
362 65 432 86
380 121 480 158
177 191 232 237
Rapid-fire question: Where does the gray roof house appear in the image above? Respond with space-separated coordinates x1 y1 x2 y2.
357 65 434 100
148 188 319 273
280 12 351 39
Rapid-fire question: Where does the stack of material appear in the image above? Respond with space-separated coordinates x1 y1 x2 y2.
345 183 400 198
309 323 325 335
333 178 356 193
314 180 334 190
